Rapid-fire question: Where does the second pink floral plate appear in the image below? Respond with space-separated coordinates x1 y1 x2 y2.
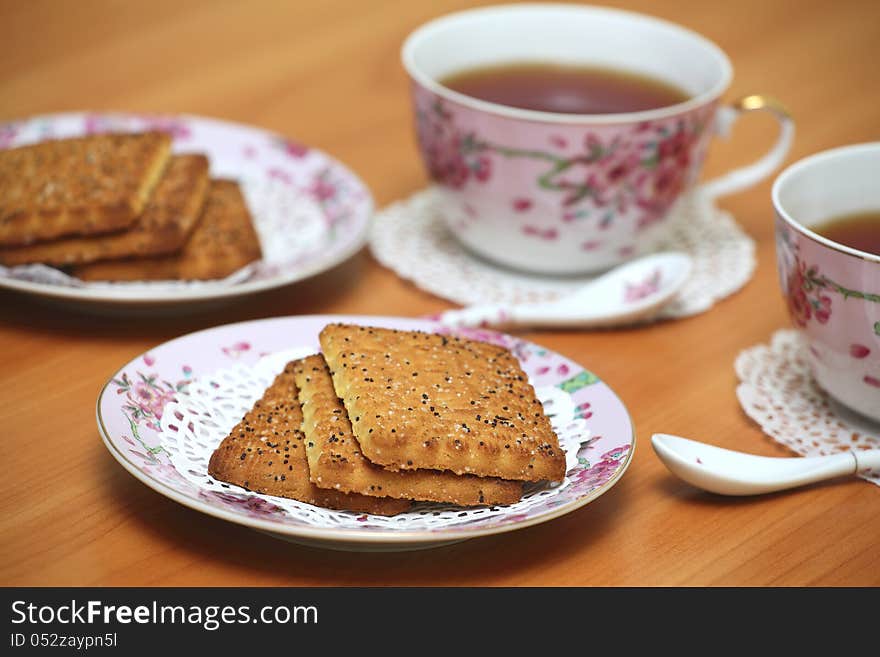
0 113 372 310
96 315 635 551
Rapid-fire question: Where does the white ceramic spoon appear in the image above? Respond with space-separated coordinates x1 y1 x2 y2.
437 251 692 329
652 433 880 496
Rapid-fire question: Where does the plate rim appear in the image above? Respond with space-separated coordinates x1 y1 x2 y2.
96 314 636 545
0 111 374 305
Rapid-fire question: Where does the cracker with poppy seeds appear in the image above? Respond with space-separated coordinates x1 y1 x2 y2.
72 179 262 281
0 131 172 246
293 354 523 505
207 361 411 516
0 154 210 266
319 324 566 483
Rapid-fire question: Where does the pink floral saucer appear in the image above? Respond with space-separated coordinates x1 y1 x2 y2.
0 113 372 310
97 315 635 551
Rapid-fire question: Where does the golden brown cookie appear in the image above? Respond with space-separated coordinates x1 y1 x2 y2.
0 154 209 266
72 178 262 281
319 324 566 483
207 362 411 517
293 354 523 506
0 131 171 246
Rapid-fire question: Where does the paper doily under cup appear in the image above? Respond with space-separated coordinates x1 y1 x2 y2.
369 184 755 322
736 329 880 486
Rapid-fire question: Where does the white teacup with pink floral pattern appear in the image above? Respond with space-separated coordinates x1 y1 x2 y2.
774 142 880 423
402 3 794 274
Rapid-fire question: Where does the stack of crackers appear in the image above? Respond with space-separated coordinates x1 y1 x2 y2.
0 131 262 280
208 324 567 516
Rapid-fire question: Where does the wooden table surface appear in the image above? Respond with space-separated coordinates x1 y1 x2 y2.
1 0 878 587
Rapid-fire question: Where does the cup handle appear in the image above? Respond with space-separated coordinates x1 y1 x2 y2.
702 94 795 199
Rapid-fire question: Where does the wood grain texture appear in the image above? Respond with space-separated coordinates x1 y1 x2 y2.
1 0 878 586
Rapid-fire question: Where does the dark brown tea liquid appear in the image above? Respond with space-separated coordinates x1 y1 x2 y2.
813 210 880 255
440 62 690 114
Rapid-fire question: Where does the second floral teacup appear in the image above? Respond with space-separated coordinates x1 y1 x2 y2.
774 142 880 423
402 3 794 274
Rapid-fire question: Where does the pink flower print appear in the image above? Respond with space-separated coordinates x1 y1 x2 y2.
222 341 251 359
814 296 832 324
522 225 558 240
132 382 174 420
581 240 601 251
557 363 570 376
512 198 533 212
282 139 309 158
267 167 293 184
635 161 686 229
503 513 530 523
657 129 690 166
0 123 18 148
570 445 630 488
651 159 684 198
473 155 492 182
411 92 718 250
654 166 680 199
584 174 608 208
562 188 589 207
449 156 470 187
583 133 603 159
427 143 467 188
561 136 643 213
864 376 880 388
602 445 630 462
416 100 492 188
851 344 871 359
307 177 336 202
84 114 112 134
783 258 876 330
624 268 662 303
243 497 285 516
570 457 618 490
143 353 156 367
603 151 641 185
207 492 286 518
132 381 158 406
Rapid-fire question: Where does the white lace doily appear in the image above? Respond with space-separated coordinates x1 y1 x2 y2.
369 185 754 321
159 349 591 529
735 329 880 486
